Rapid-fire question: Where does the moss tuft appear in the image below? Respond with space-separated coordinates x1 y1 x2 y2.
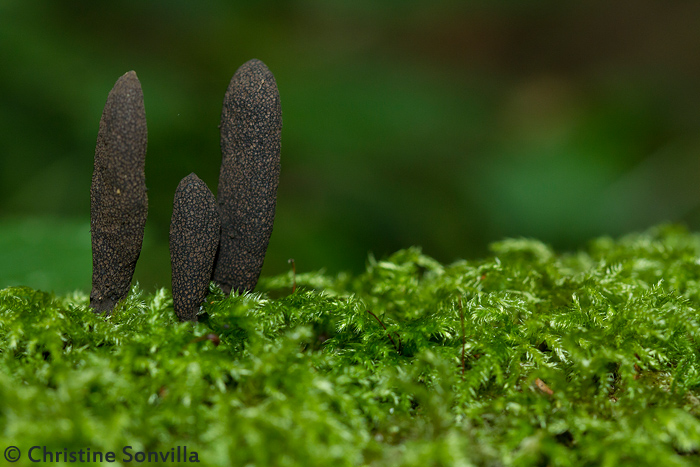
2 225 700 465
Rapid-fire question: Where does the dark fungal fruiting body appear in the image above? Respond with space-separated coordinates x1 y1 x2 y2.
170 173 221 321
90 71 148 314
213 59 282 294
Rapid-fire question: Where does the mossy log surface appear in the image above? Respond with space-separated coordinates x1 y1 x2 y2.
2 225 700 466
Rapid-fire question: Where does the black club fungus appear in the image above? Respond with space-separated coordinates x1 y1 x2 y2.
213 59 282 294
90 71 148 314
170 173 221 321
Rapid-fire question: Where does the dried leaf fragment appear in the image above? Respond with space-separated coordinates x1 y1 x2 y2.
535 377 554 396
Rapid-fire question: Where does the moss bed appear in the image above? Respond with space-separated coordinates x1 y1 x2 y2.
3 225 700 466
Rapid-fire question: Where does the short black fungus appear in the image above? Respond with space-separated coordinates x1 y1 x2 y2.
212 59 282 294
170 173 221 321
90 71 148 314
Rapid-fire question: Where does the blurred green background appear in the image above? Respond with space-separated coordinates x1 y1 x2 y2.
2 0 700 293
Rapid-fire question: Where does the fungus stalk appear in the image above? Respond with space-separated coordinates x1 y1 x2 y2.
212 59 282 294
170 173 220 321
90 71 148 314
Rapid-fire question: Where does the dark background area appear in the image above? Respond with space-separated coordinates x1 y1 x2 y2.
2 0 700 293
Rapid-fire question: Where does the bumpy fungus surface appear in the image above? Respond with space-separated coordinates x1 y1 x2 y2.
90 71 148 314
213 59 282 294
170 173 220 321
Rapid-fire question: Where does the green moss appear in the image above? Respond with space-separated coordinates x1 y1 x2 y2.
2 224 700 465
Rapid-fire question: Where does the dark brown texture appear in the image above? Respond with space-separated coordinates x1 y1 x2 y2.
90 71 148 314
213 59 282 294
170 173 220 321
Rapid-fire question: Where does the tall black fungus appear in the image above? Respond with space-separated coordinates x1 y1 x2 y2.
170 173 220 321
213 59 282 294
90 71 148 314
